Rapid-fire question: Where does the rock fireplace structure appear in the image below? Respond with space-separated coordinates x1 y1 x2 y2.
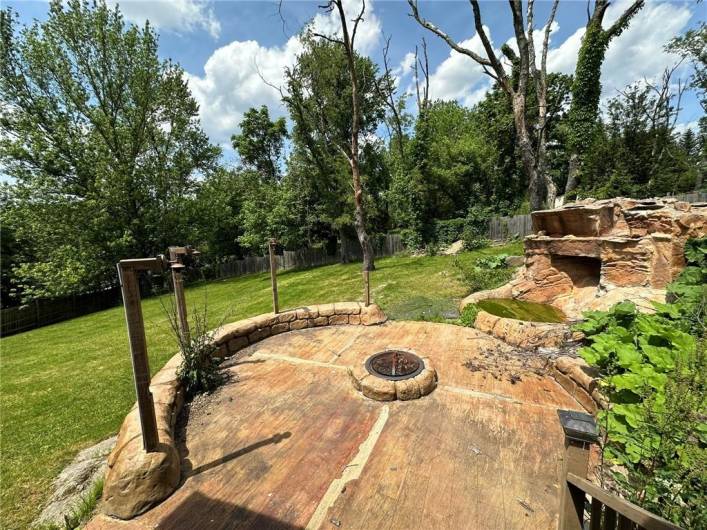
463 197 707 323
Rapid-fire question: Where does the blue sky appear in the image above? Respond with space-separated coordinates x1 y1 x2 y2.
7 0 706 158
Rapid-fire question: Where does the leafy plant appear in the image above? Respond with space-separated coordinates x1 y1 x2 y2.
453 254 513 294
576 237 707 528
165 294 225 399
474 253 509 270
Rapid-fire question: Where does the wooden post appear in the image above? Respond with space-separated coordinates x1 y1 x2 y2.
269 239 279 314
557 410 598 530
363 270 371 307
168 247 190 345
117 257 166 452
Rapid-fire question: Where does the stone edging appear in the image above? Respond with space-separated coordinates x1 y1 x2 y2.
552 356 608 414
474 310 573 349
347 352 437 401
102 302 387 520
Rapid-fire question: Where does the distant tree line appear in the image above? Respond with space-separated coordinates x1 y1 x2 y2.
1 0 705 305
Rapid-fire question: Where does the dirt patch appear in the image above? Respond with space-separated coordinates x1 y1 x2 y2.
463 341 578 384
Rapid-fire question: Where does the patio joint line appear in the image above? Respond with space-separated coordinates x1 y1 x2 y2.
305 405 390 530
251 351 348 370
438 384 567 411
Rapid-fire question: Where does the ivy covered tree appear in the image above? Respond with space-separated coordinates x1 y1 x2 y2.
0 0 219 300
563 0 645 197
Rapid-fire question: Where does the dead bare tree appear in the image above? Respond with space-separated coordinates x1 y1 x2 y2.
408 0 559 211
377 35 406 163
414 38 430 113
313 0 375 271
642 63 687 189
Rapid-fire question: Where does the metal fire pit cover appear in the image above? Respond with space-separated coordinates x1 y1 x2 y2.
365 350 425 381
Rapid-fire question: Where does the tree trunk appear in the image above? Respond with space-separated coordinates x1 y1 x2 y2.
351 158 375 271
334 0 375 272
565 153 581 198
512 94 544 211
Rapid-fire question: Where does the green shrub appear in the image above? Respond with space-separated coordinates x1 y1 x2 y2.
453 255 513 293
459 304 479 327
433 218 465 246
575 237 707 528
166 298 225 399
399 228 423 251
462 205 491 250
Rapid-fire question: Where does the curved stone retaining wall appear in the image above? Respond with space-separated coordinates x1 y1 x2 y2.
102 302 387 520
552 356 607 414
473 310 572 350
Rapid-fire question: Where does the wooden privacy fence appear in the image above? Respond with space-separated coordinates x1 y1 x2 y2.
210 234 403 280
1 234 404 336
487 214 534 241
1 287 121 336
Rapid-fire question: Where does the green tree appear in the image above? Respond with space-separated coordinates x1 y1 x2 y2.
231 105 287 182
564 0 645 197
0 0 219 300
578 77 696 198
283 33 387 263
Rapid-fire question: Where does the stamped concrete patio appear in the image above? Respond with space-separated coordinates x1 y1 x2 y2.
88 321 585 530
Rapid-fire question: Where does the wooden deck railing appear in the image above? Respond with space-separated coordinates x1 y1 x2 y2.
557 409 682 530
562 472 681 530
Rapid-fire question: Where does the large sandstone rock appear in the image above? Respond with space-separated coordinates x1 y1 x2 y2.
462 198 706 321
474 311 569 349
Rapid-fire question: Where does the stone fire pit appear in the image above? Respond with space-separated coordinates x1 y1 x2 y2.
348 349 437 401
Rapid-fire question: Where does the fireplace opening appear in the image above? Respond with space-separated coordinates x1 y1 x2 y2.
550 255 601 288
365 350 425 381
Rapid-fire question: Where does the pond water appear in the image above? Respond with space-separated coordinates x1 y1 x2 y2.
476 298 566 323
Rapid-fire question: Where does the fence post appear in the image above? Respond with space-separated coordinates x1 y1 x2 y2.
557 410 599 530
117 257 166 452
363 270 371 307
269 239 279 314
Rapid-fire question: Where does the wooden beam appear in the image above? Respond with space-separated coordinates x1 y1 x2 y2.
117 259 162 452
559 439 590 530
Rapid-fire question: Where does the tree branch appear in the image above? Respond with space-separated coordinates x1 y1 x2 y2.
605 0 644 40
407 0 492 67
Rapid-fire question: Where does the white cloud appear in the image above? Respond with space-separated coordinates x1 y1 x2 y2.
674 120 699 136
108 0 221 38
186 0 382 144
420 0 694 113
428 30 496 107
548 0 692 101
397 52 416 79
